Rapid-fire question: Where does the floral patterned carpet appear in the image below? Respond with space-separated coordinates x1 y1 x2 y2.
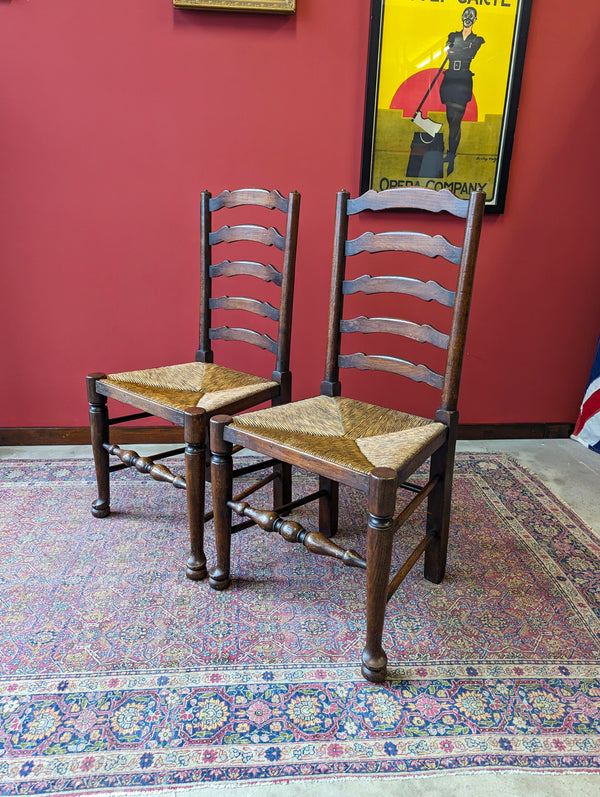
0 454 598 794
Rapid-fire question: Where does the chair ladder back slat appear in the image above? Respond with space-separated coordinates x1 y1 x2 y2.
210 224 286 250
209 188 289 213
210 260 283 285
340 316 449 350
343 274 456 308
210 296 280 321
338 353 444 389
346 231 462 264
440 191 486 410
347 187 470 217
209 327 278 354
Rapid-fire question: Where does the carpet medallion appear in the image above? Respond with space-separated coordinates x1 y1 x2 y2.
0 454 598 794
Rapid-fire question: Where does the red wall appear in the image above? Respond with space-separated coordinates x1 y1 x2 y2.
1 0 599 428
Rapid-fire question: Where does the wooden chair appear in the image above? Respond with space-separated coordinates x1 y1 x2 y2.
208 186 485 682
86 188 300 581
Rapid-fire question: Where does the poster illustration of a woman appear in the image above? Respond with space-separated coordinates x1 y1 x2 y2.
362 0 531 209
439 7 485 175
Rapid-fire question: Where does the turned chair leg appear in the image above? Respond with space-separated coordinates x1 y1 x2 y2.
209 415 234 591
184 407 208 581
86 373 110 518
319 477 339 538
361 467 397 684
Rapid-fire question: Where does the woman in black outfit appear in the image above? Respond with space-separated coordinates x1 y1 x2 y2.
439 7 484 176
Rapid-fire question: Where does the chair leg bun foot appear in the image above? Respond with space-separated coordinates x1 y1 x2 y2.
208 568 231 591
186 555 208 581
91 500 110 518
361 650 388 683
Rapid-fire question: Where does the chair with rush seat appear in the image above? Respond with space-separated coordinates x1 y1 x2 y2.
208 186 485 682
86 188 300 581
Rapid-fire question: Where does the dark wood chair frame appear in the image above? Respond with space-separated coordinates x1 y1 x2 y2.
208 186 485 682
87 187 300 580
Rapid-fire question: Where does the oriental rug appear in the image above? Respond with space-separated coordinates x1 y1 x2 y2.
0 454 599 795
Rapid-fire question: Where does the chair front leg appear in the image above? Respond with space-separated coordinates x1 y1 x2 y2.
361 467 397 684
424 412 458 584
86 373 110 518
184 408 208 581
209 415 234 591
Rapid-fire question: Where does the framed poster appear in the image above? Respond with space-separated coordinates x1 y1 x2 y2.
360 0 532 212
173 0 295 12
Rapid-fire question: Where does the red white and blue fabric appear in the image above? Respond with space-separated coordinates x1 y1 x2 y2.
572 335 600 454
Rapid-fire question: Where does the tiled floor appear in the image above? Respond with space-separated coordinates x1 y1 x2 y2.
1 439 599 796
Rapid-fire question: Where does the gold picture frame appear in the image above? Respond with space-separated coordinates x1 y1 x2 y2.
174 0 295 13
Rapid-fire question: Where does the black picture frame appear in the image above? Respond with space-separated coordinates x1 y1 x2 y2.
360 0 532 213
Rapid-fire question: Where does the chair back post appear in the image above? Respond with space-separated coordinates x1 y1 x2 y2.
196 190 214 363
321 189 350 397
439 191 485 412
272 190 301 399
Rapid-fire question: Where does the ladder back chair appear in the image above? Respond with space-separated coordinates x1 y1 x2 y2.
87 187 300 581
209 186 485 682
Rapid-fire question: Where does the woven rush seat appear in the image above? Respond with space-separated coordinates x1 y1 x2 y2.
230 396 445 476
101 363 277 414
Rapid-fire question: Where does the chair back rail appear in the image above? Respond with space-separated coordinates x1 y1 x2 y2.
322 187 485 408
440 193 485 410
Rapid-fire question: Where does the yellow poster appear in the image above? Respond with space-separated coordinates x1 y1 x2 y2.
361 0 531 211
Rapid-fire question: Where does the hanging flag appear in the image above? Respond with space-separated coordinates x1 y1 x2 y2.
572 335 600 454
